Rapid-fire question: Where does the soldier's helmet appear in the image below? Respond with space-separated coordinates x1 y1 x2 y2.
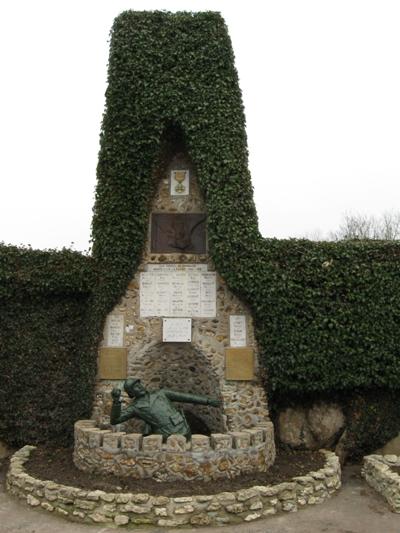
124 378 143 397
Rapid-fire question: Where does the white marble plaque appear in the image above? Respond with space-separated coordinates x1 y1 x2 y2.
200 273 217 317
105 314 124 347
170 169 189 196
140 265 216 318
147 264 207 272
163 318 192 342
229 315 247 347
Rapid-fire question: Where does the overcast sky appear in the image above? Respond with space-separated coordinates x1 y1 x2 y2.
1 0 400 251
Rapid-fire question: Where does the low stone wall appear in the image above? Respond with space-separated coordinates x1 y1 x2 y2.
73 420 275 482
7 445 341 527
362 454 400 513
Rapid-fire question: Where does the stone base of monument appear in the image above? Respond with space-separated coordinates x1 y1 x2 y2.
6 445 341 527
73 420 276 482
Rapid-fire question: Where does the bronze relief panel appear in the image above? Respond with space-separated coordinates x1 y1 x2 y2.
150 213 207 254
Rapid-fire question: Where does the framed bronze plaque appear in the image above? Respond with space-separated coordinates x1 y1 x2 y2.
151 213 206 254
99 348 127 379
225 348 254 381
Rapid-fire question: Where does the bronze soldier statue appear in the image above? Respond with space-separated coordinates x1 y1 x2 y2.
111 378 221 439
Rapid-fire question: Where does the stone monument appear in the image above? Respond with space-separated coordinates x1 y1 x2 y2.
74 142 276 481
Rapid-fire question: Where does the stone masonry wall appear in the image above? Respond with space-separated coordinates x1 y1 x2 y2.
7 445 341 527
93 151 271 435
73 420 275 482
362 454 400 512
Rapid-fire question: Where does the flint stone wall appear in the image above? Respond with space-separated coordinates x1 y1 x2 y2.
73 420 275 482
7 445 341 527
362 454 400 513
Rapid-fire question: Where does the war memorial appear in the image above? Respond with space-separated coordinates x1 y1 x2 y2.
2 9 400 528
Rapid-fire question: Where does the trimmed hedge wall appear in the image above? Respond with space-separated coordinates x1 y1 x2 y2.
0 246 96 446
1 11 400 449
92 10 400 395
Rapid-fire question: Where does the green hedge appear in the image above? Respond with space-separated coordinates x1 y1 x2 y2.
0 245 96 446
1 11 400 449
92 10 400 397
253 239 400 395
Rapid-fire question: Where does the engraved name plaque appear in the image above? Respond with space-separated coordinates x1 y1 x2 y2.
150 213 206 254
105 314 124 347
229 315 247 347
140 264 216 318
163 318 192 342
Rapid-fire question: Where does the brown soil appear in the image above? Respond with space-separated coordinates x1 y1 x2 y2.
25 447 325 497
391 465 400 475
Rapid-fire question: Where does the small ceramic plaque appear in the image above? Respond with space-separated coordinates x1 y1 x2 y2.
170 169 189 196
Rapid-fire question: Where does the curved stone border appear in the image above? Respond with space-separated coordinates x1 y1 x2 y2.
74 420 276 481
7 446 341 527
362 454 400 513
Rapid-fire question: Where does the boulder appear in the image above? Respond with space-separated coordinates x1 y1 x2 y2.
278 407 317 449
308 402 345 448
278 403 345 450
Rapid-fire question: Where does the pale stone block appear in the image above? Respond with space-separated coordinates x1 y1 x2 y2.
190 513 211 525
243 428 264 445
120 502 150 514
75 499 96 510
245 512 261 521
191 434 210 452
211 433 232 450
154 496 169 505
55 507 69 516
195 495 213 503
103 432 124 453
86 490 103 501
250 500 263 510
282 501 297 512
231 431 251 449
216 492 236 504
237 487 259 501
384 454 399 464
86 428 103 448
27 495 40 506
130 493 150 503
116 493 130 503
226 503 244 514
158 518 190 527
114 514 129 525
142 434 163 452
174 504 194 514
207 501 221 511
121 433 142 452
75 419 96 429
100 492 115 502
88 512 110 523
167 434 187 452
41 502 54 512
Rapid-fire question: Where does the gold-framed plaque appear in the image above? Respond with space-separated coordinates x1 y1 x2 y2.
225 348 254 381
98 348 127 379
